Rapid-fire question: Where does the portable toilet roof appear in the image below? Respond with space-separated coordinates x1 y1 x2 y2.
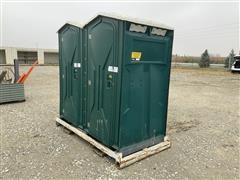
58 13 174 32
57 21 84 33
86 13 174 30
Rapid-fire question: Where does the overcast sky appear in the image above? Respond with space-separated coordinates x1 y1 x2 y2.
1 1 239 56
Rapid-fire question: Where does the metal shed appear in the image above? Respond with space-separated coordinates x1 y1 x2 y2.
57 14 174 167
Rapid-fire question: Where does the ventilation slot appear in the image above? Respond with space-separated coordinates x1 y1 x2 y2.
129 23 147 33
151 28 167 36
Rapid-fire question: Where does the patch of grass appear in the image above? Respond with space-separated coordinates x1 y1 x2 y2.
171 67 232 76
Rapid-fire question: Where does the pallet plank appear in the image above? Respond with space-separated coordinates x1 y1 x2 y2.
119 141 170 168
56 117 171 168
56 118 122 161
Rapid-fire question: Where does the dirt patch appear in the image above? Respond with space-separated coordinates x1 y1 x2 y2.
168 120 200 133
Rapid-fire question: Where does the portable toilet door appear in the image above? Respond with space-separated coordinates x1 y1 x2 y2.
58 23 83 128
85 17 121 147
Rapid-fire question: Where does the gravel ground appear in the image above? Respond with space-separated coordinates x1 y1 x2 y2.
0 66 239 179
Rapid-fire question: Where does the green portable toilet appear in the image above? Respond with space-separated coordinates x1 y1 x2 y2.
58 14 174 157
58 22 84 128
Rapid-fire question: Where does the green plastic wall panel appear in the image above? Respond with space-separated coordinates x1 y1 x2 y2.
119 24 173 154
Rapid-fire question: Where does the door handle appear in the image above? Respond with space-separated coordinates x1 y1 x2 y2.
73 68 78 79
107 73 113 88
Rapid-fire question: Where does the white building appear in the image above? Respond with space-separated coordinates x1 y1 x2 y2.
0 47 58 65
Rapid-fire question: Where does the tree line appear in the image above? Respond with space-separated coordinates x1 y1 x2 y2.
199 49 237 68
172 49 238 68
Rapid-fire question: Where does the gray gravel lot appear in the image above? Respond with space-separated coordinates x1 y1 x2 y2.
1 66 239 179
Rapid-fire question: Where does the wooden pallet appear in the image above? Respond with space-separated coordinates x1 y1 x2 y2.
56 117 171 168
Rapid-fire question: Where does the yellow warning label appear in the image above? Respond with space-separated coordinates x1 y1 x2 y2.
131 52 142 61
